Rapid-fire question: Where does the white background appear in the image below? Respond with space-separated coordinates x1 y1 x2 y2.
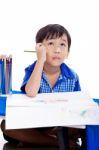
0 0 99 98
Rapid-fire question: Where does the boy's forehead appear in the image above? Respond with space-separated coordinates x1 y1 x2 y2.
60 34 68 41
44 34 68 42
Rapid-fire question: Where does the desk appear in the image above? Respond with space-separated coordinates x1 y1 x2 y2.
6 92 99 128
0 93 99 150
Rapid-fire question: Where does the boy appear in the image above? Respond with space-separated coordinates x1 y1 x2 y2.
1 24 86 149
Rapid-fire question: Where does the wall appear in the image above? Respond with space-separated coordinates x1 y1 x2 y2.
0 0 99 97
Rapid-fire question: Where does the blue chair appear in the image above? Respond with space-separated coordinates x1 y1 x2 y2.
86 99 99 150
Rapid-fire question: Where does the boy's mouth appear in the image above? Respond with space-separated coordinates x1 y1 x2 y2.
52 57 60 60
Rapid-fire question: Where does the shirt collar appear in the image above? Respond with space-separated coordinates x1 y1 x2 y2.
27 61 75 80
60 63 76 79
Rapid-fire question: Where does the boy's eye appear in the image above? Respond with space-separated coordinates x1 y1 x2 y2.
60 43 66 47
48 42 53 45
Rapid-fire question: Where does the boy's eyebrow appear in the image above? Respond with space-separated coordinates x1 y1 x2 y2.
61 39 67 43
46 38 67 42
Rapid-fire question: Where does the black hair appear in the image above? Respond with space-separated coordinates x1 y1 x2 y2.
36 24 71 51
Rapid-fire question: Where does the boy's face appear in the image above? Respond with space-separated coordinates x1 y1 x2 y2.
43 34 69 67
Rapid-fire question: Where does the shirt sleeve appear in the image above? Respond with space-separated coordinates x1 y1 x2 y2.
74 76 81 91
20 62 36 93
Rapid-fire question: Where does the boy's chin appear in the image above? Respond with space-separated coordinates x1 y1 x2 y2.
50 62 62 67
45 61 62 67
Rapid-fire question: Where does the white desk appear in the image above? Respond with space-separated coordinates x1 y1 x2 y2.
5 92 99 129
1 92 99 150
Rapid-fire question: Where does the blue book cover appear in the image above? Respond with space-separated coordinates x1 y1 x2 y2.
0 91 23 116
0 96 6 116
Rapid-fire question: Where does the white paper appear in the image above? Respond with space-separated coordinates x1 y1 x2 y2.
7 91 95 106
6 91 99 129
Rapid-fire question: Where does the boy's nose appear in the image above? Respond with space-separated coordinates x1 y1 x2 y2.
54 47 61 53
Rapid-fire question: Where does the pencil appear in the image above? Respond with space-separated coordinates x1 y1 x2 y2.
24 50 36 53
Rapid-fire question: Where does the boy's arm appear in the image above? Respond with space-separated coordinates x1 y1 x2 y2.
25 43 46 97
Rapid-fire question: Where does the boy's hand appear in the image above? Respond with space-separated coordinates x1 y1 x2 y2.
35 43 46 63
